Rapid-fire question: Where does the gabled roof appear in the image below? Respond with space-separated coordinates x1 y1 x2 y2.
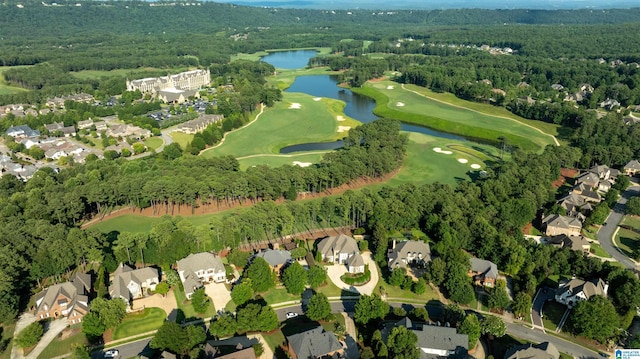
556 278 607 299
381 318 468 359
36 273 91 313
576 172 599 186
470 258 498 280
504 342 560 359
177 252 225 275
347 252 364 268
547 235 590 251
624 160 640 171
388 240 431 268
542 214 582 230
109 263 159 301
317 234 359 257
286 327 341 359
254 249 292 267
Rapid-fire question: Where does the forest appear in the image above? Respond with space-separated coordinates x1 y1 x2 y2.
1 1 640 351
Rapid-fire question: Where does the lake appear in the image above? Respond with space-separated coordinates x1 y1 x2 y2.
260 50 466 153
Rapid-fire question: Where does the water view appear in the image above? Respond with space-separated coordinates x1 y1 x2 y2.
260 50 318 69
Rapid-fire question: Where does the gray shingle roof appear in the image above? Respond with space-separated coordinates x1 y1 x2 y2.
388 240 431 269
254 249 292 267
109 263 159 301
317 234 358 258
381 318 468 359
470 258 499 280
504 342 560 359
286 327 342 359
624 160 640 171
35 273 90 314
346 252 364 268
556 278 607 299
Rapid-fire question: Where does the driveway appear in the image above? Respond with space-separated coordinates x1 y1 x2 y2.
204 282 232 312
531 287 554 332
11 313 36 359
598 182 640 269
24 317 69 359
326 251 379 295
132 290 178 321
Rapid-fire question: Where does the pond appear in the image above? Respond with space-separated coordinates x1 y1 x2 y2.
260 50 466 153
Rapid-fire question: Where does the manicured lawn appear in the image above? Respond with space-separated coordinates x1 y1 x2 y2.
169 132 194 149
88 211 230 233
589 242 612 258
262 287 300 306
615 227 640 257
541 301 567 332
0 66 31 95
37 326 87 359
379 279 439 302
354 81 557 152
237 152 326 171
0 323 15 359
582 225 599 240
174 285 217 321
202 93 359 159
112 308 166 340
621 215 640 229
144 137 164 151
315 281 345 298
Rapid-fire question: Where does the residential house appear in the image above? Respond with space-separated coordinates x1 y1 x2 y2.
555 277 608 308
542 214 582 237
94 121 107 131
6 125 40 139
624 160 640 176
35 273 91 324
504 342 559 359
254 249 292 275
574 172 600 189
557 193 592 220
317 234 362 273
387 239 431 270
176 252 226 299
599 98 620 110
286 327 343 359
45 122 64 133
588 164 620 181
204 343 256 359
77 119 94 130
469 258 499 287
570 184 601 203
545 234 591 253
109 263 159 304
61 126 77 137
346 252 365 274
381 317 468 359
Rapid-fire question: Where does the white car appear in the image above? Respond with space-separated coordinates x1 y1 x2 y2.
104 349 119 358
285 312 299 319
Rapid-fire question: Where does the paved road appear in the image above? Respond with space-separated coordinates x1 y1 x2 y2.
597 183 640 269
91 338 152 359
507 323 599 359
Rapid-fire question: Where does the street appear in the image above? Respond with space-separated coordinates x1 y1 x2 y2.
597 182 640 269
91 338 152 359
506 323 599 359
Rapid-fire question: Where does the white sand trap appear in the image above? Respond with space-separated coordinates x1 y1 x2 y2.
440 150 453 154
289 103 301 109
458 158 468 163
313 97 322 101
336 116 346 122
432 147 452 154
337 126 351 133
433 147 442 152
396 102 405 107
293 161 312 167
470 164 482 169
387 85 394 90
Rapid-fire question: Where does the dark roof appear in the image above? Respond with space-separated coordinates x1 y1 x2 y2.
504 342 560 359
556 278 607 299
381 318 468 359
470 258 499 280
254 249 291 267
286 327 342 359
388 240 431 269
317 234 359 258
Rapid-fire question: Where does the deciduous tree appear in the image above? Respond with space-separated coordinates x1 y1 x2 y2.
282 262 307 295
231 279 254 306
570 296 619 343
307 265 327 288
354 294 388 325
244 257 275 293
306 293 331 321
458 314 481 349
15 322 43 348
386 326 420 359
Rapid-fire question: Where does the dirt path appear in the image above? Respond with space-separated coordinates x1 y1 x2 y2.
400 84 560 146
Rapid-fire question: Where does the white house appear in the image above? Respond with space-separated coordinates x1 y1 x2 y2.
109 263 160 305
316 234 364 273
176 252 226 299
555 277 608 308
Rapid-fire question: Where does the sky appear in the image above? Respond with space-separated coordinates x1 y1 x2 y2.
210 0 639 9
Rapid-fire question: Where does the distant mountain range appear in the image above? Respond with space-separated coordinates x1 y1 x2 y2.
208 0 639 10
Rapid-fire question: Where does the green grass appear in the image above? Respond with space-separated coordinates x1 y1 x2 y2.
144 137 164 151
37 326 87 359
112 308 166 340
262 287 300 306
589 242 612 258
237 153 326 171
379 279 439 302
69 67 190 80
541 301 567 332
582 225 599 240
169 132 194 149
87 210 230 233
615 227 640 257
621 215 640 228
174 286 217 320
315 281 346 298
201 93 359 159
0 323 15 359
353 81 557 152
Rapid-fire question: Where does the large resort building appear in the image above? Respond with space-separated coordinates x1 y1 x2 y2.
126 69 211 104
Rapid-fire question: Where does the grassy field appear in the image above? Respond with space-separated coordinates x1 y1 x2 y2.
88 210 230 233
112 308 166 340
70 67 190 80
590 242 612 258
0 66 31 95
201 93 359 159
37 326 87 359
541 301 567 332
237 152 326 171
615 227 640 257
353 81 557 152
169 132 194 149
144 137 164 151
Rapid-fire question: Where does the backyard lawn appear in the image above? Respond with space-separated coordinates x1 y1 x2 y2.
112 308 167 340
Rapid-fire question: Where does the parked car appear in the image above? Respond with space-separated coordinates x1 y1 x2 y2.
104 349 119 358
286 312 299 319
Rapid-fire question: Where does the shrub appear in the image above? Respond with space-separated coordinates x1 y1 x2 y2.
15 322 43 348
340 265 371 285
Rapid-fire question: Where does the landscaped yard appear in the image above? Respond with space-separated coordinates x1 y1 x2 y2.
144 137 164 151
615 227 640 257
112 308 166 340
541 301 567 332
174 285 217 321
379 279 439 302
37 326 87 359
589 242 612 258
262 313 345 353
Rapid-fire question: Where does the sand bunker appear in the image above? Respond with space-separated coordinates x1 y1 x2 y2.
313 97 322 101
293 161 312 167
289 103 301 109
432 147 453 155
458 158 468 163
396 102 405 107
336 116 346 122
470 164 482 169
387 85 394 90
337 126 351 133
